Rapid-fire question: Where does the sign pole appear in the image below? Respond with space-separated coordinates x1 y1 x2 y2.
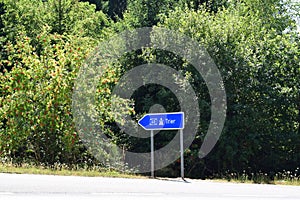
151 130 154 178
180 129 184 179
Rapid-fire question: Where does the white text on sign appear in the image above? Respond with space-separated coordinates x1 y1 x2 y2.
149 118 176 126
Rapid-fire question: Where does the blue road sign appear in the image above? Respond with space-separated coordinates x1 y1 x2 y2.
138 112 184 130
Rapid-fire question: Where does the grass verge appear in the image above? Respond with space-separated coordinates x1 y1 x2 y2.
209 178 300 186
0 164 299 186
0 163 145 179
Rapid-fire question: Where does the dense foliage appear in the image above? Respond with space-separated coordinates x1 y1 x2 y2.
159 1 299 178
0 0 299 179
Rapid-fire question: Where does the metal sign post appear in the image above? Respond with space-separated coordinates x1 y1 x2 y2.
151 130 154 178
180 129 184 179
138 112 185 180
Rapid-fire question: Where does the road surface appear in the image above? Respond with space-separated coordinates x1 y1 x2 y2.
0 173 299 200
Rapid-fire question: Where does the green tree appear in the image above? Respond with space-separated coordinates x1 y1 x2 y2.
157 0 299 177
0 0 130 167
108 0 127 20
0 0 110 73
0 30 94 164
80 0 108 11
0 0 110 41
0 0 299 178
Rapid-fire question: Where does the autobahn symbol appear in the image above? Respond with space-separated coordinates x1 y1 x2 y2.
138 112 184 130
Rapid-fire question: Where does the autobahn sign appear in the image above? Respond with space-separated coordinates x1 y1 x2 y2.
138 112 184 130
138 111 186 180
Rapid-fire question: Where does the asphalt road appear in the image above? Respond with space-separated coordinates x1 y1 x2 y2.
0 173 299 200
